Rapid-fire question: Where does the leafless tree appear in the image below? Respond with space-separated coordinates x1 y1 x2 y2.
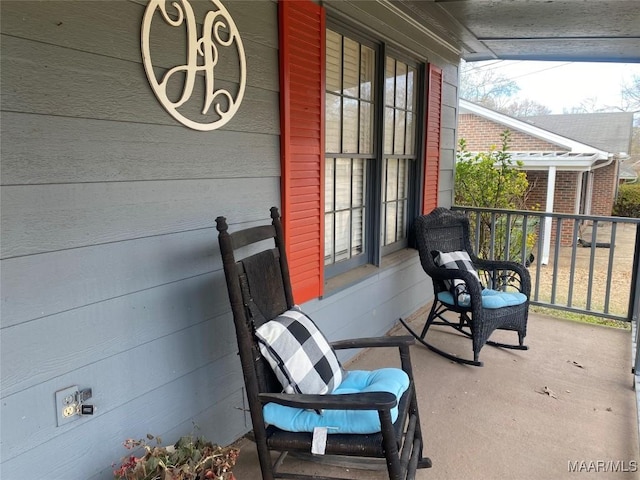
460 61 551 116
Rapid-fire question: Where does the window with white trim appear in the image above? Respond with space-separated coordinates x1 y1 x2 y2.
325 27 421 278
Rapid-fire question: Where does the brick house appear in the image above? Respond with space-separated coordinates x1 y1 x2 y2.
458 99 633 261
524 111 638 186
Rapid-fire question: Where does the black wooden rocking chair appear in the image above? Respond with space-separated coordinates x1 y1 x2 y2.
400 208 530 367
216 207 431 480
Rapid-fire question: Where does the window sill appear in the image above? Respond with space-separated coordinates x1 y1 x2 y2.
323 248 418 297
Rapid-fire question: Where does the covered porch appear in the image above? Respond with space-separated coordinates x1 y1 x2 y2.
233 310 638 479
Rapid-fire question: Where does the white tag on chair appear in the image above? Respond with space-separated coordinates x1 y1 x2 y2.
311 426 328 455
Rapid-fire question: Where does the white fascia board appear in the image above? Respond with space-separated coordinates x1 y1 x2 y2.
517 160 593 172
459 99 610 157
509 152 606 171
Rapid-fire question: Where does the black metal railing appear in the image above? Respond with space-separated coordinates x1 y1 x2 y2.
452 206 640 324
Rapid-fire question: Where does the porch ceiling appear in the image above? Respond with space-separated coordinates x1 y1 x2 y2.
391 0 640 63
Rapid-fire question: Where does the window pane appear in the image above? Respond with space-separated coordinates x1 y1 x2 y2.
396 201 405 240
325 213 334 265
342 98 358 153
351 207 364 256
325 159 335 212
360 46 375 101
326 30 342 93
359 102 372 154
385 203 397 245
394 110 405 155
395 62 407 110
384 107 394 154
405 112 414 156
397 159 407 200
324 32 378 268
352 159 365 207
386 158 398 201
335 210 351 262
335 158 351 210
325 93 341 153
343 38 359 97
407 66 416 111
385 57 395 107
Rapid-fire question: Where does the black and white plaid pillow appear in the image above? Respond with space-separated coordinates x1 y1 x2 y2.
255 307 344 395
433 250 482 302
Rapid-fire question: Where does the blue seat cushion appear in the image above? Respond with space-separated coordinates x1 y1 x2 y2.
262 368 409 434
438 288 527 309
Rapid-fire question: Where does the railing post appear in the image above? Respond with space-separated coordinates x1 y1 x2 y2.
632 223 640 375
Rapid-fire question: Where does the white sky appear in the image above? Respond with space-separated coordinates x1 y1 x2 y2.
467 60 640 114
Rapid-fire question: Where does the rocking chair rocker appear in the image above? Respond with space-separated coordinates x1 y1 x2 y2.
216 207 431 480
400 207 530 367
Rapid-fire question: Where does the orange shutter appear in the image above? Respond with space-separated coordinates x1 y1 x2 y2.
278 0 325 303
422 63 443 214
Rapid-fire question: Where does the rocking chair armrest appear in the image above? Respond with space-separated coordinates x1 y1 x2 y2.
330 336 415 350
429 268 484 297
428 267 482 284
258 391 397 410
473 258 531 294
474 258 527 274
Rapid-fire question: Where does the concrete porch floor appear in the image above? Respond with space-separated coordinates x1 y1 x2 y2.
232 310 639 479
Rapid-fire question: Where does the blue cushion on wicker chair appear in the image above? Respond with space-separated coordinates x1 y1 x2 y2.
438 288 527 309
263 368 409 434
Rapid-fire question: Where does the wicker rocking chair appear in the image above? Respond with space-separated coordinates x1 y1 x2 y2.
400 208 530 367
216 207 431 480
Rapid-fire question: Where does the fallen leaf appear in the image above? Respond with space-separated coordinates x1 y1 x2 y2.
568 360 584 369
537 386 558 398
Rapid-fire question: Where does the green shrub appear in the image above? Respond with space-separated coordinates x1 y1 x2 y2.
455 130 538 261
613 183 640 218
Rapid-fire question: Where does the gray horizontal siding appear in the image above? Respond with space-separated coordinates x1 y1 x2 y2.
1 312 239 461
2 35 279 133
1 1 280 478
439 60 459 208
1 270 229 395
2 228 217 329
1 112 280 185
2 354 246 478
0 1 279 91
1 218 272 329
0 177 280 258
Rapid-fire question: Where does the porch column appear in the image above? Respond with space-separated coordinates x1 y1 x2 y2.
585 171 594 216
541 166 556 265
574 171 582 214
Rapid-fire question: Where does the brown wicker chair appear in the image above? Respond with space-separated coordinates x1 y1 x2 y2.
400 207 530 367
216 207 431 480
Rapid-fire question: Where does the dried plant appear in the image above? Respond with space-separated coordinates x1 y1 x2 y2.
113 433 239 480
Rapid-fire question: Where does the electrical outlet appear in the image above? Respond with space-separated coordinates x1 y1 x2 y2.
55 386 79 426
63 405 77 417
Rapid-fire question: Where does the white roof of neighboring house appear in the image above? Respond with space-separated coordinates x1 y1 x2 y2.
459 99 611 171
